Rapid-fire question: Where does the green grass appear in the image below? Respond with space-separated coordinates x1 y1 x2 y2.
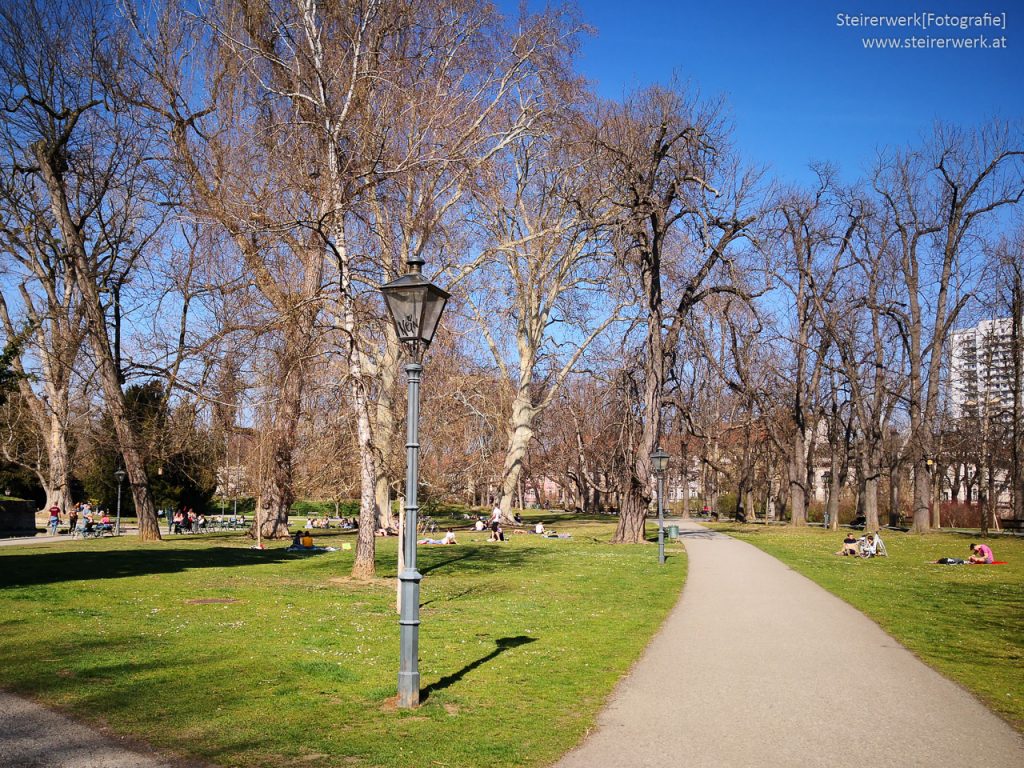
0 516 684 767
711 523 1024 729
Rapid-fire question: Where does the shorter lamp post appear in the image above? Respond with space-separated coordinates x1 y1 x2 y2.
379 254 450 709
651 448 669 565
114 468 127 536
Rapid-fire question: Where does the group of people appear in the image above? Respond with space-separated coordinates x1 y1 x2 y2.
170 508 206 534
834 532 1000 565
835 531 886 558
935 543 996 565
469 507 507 540
47 502 114 537
305 516 354 530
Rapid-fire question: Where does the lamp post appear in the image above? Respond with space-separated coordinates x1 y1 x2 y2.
651 447 669 565
114 468 127 536
380 254 450 709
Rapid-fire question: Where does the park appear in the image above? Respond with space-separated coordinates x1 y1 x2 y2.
1 0 1023 765
0 513 1022 766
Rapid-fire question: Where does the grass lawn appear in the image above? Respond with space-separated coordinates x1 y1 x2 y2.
0 515 683 767
710 523 1024 730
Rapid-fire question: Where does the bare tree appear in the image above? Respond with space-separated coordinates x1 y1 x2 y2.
0 0 166 538
0 168 88 512
874 122 1022 532
590 84 761 542
988 231 1024 522
468 105 620 522
768 171 850 525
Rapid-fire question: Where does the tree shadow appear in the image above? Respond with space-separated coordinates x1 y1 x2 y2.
0 547 295 589
676 529 723 540
418 549 480 575
420 635 536 702
399 543 554 578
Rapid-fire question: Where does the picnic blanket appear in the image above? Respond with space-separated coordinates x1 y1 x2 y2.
286 545 337 554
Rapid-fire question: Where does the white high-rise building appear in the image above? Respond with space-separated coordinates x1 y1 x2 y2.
949 318 1020 419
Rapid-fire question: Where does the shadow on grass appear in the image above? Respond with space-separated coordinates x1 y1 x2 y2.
413 543 556 577
0 547 295 589
675 529 723 541
418 549 481 576
421 635 536 702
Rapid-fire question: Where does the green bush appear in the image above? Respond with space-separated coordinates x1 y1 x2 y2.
290 499 359 518
717 493 737 518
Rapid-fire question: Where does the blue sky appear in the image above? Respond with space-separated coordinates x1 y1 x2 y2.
509 0 1022 184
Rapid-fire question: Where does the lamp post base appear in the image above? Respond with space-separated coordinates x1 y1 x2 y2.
397 567 422 708
397 672 420 708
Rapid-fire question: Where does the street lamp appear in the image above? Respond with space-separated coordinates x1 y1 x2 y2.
113 468 127 536
379 254 450 709
650 447 669 565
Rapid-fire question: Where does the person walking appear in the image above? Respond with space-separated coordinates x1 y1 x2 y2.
47 504 62 536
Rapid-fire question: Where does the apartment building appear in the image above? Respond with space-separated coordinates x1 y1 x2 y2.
949 317 1021 419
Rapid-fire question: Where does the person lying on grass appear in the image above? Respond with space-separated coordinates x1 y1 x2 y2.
419 529 458 545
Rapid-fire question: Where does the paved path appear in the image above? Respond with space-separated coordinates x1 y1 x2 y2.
0 692 182 768
555 521 1024 768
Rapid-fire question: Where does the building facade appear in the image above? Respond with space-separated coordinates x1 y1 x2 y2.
950 317 1020 419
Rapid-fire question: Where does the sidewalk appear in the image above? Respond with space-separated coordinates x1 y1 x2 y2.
0 691 184 768
554 521 1023 768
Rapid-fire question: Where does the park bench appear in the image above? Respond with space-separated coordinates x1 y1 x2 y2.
999 519 1024 534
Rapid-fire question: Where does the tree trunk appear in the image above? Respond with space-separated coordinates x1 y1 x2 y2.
353 392 381 579
375 477 393 531
498 388 534 521
860 444 881 531
614 251 663 543
332 227 380 579
255 349 305 539
616 478 649 543
44 411 71 514
889 463 901 525
911 458 931 533
826 464 841 531
33 141 160 540
788 429 807 526
374 332 401 531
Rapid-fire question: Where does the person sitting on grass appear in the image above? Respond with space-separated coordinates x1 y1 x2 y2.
301 531 314 549
534 521 545 535
859 532 877 558
969 542 994 564
292 530 303 548
835 533 859 556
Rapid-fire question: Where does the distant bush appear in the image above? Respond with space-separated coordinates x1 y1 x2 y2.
717 493 737 518
290 499 359 518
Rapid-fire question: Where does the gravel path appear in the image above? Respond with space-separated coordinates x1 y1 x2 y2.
554 521 1024 768
0 692 186 768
